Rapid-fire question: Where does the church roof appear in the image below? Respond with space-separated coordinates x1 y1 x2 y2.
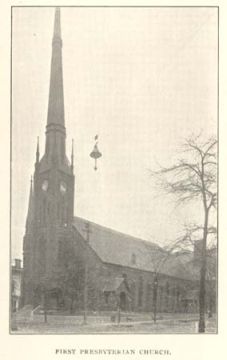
103 277 125 292
73 217 198 281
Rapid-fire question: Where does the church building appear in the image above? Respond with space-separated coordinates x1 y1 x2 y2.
22 8 200 315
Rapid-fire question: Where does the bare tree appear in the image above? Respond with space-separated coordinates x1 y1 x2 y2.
150 135 217 332
151 247 173 323
139 238 190 323
178 225 217 318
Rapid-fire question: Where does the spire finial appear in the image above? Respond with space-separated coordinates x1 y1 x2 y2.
53 7 61 41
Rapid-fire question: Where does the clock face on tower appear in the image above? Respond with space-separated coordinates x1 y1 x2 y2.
42 180 48 191
60 181 67 194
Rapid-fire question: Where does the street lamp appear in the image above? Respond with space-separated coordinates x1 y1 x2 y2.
82 222 91 324
90 135 102 170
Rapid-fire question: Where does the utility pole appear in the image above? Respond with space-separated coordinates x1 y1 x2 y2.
82 222 91 324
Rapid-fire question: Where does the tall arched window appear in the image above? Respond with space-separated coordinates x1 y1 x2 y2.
176 286 181 309
171 286 176 312
42 198 47 225
138 275 143 308
61 198 66 225
158 286 164 312
60 138 65 162
130 281 136 311
146 282 152 311
165 281 170 311
39 237 46 275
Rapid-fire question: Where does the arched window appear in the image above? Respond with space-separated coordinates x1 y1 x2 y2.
172 287 177 312
165 281 170 310
64 200 68 225
146 282 152 311
39 238 46 275
158 286 163 312
60 138 65 162
104 292 109 304
130 281 136 311
61 198 67 225
42 198 47 225
165 281 169 296
12 280 16 294
138 275 143 308
176 286 181 308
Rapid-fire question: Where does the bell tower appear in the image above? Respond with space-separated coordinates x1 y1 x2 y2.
34 7 74 230
22 8 75 305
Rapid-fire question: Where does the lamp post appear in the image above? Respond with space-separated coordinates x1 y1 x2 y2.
82 222 91 324
81 135 101 325
90 135 102 170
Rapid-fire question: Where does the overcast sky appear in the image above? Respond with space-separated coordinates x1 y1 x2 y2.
12 7 218 260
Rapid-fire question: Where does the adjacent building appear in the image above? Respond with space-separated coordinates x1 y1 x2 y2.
11 259 23 312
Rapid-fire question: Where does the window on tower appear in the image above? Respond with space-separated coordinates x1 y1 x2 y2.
42 180 48 192
60 181 67 194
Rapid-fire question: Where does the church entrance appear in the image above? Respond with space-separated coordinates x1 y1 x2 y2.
46 288 64 309
119 291 127 311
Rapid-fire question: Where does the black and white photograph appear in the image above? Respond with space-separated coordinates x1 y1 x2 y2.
11 6 218 334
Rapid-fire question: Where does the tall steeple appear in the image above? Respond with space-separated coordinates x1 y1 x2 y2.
45 7 66 162
23 7 75 307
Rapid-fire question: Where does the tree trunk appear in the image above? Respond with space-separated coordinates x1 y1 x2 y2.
83 265 88 324
198 209 209 333
153 277 158 323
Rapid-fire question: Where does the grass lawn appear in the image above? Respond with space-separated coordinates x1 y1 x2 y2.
11 312 217 334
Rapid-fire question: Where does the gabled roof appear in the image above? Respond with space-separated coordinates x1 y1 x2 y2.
73 216 164 271
73 216 199 281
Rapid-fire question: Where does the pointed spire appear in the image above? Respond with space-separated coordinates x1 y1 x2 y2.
47 7 64 127
36 136 39 163
26 176 34 230
45 7 66 163
53 7 62 45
